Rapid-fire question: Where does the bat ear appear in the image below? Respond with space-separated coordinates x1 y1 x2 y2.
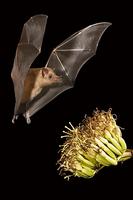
42 67 49 77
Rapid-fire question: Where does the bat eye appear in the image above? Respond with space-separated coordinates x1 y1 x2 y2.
48 74 52 79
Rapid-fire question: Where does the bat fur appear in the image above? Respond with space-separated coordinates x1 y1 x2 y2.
21 67 62 104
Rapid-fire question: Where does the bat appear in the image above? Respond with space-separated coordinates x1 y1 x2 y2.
11 14 111 124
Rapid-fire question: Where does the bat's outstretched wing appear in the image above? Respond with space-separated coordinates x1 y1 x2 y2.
11 15 48 121
26 22 111 120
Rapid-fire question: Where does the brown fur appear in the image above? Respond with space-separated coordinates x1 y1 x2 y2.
21 67 61 103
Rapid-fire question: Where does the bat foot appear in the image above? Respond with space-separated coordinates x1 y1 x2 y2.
23 112 31 124
12 115 19 123
26 117 31 124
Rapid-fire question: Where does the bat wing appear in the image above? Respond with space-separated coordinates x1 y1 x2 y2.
11 15 48 121
25 22 111 121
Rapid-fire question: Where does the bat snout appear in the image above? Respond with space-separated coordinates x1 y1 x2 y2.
54 75 62 83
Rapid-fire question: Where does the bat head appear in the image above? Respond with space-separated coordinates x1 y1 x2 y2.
41 67 62 86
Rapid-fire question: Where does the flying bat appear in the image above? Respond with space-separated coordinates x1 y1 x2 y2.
11 14 111 124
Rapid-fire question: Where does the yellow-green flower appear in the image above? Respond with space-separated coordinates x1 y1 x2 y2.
57 109 133 180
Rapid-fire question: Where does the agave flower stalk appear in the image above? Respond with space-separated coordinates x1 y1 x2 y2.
58 109 133 179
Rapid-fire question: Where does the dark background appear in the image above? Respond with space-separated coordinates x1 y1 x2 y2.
0 1 132 199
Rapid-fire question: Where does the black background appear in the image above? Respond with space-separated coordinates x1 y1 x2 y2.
0 1 133 199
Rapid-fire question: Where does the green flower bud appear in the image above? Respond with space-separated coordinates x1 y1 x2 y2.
57 109 133 180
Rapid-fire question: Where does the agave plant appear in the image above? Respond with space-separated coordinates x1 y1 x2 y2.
58 109 133 179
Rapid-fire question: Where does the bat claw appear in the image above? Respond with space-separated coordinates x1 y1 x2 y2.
12 115 19 123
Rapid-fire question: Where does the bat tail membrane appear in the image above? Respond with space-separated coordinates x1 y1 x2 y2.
11 15 48 123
